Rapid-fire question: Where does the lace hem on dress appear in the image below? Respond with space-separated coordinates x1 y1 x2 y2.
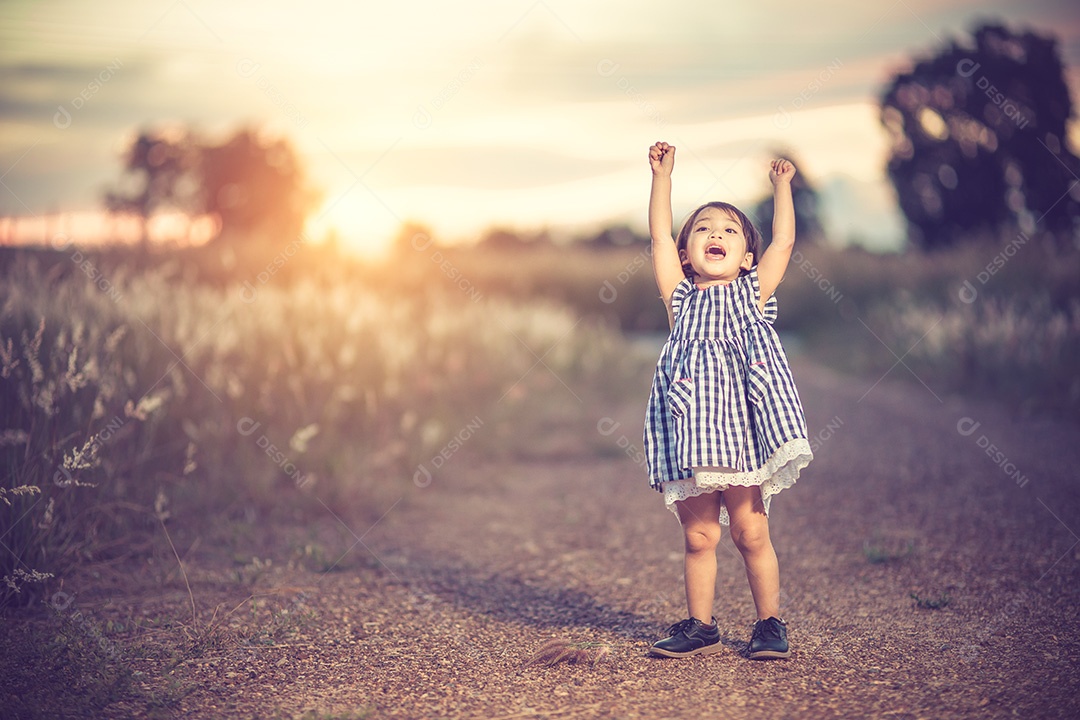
660 438 813 526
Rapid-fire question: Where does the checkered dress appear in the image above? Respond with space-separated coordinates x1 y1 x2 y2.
643 268 813 525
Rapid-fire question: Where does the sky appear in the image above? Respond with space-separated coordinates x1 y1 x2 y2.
1 0 1079 255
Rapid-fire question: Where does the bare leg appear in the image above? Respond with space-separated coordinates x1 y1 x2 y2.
724 485 780 620
673 490 724 624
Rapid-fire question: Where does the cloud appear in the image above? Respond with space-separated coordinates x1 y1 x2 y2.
1 65 91 121
2 0 1078 245
358 145 629 190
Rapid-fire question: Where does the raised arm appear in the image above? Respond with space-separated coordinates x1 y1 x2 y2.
648 142 685 320
755 158 797 312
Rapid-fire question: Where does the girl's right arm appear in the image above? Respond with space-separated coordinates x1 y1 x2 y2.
648 141 684 326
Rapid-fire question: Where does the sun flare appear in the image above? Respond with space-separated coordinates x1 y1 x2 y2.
305 192 400 258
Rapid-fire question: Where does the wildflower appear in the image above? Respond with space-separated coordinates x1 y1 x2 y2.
103 325 127 355
64 346 89 392
2 568 54 594
183 442 197 475
154 490 170 521
125 390 168 421
0 484 41 506
289 424 319 453
22 317 45 384
65 436 102 471
38 498 55 530
0 336 19 377
0 429 29 447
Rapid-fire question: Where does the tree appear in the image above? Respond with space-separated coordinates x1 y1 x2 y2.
104 128 199 250
199 129 317 247
880 21 1080 251
478 227 526 250
105 126 317 251
582 224 643 248
752 150 824 244
391 221 436 257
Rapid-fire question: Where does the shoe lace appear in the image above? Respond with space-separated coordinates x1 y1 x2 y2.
664 618 697 637
752 618 783 643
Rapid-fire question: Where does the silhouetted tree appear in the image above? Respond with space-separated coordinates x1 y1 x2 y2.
104 128 199 250
392 221 436 257
106 126 317 251
199 129 317 247
881 21 1080 250
479 228 525 250
752 150 824 244
582 224 643 248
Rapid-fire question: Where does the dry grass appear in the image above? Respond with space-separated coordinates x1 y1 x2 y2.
520 638 615 669
5 233 1077 609
0 246 634 609
412 237 1080 417
769 236 1080 417
0 242 640 715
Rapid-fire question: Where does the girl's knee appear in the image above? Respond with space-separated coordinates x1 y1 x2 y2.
683 522 722 554
674 492 724 554
731 521 771 554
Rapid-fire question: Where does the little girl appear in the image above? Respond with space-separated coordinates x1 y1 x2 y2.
643 141 813 660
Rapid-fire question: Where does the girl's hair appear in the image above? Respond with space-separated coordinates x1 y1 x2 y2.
675 201 763 279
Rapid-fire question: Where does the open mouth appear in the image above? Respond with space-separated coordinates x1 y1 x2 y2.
706 244 727 259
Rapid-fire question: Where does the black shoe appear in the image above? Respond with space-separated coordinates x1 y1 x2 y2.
649 617 722 658
747 616 790 659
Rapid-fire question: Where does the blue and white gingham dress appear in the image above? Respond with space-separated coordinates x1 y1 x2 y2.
644 267 813 525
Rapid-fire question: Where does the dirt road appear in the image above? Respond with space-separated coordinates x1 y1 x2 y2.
8 351 1080 719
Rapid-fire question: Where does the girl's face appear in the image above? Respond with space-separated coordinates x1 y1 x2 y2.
680 207 754 285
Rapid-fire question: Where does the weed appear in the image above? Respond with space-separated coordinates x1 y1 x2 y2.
521 639 615 668
863 538 915 565
233 556 274 585
911 592 951 610
286 708 376 720
0 605 188 717
295 541 335 573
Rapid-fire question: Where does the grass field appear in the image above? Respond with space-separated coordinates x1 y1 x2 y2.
0 243 639 608
3 233 1077 598
433 235 1080 418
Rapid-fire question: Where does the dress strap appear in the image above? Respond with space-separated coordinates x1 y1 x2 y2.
669 277 693 322
746 267 778 324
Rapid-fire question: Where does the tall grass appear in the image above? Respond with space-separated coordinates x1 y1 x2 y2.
0 247 633 607
409 236 1080 418
425 244 668 332
769 236 1080 417
3 232 1076 607
862 293 1080 415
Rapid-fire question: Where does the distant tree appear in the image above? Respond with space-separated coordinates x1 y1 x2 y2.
476 227 553 250
199 129 317 247
392 221 436 256
479 228 525 250
582 224 643 248
105 126 317 251
751 150 824 244
880 21 1080 251
104 128 199 250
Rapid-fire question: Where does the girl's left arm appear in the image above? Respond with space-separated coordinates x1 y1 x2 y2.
756 159 796 313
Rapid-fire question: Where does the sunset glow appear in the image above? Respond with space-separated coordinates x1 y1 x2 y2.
2 0 1078 254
